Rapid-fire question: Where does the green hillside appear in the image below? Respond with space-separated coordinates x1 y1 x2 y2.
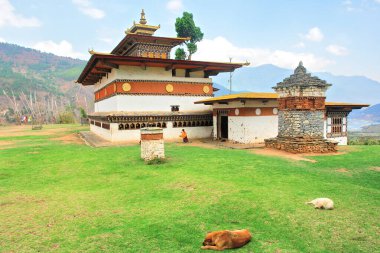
0 43 93 123
0 42 86 96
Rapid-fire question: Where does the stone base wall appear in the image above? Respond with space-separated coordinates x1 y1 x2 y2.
265 137 337 153
141 139 165 160
278 110 324 138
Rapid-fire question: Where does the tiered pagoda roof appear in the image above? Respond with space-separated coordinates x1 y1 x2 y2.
77 10 249 86
111 9 190 56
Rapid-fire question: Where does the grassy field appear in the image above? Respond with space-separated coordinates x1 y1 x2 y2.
0 125 379 252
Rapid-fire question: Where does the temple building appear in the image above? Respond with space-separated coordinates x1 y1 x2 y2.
77 10 247 142
196 62 369 149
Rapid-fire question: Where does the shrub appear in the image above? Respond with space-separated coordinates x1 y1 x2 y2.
58 111 75 124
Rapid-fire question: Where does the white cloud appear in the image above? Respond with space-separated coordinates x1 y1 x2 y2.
33 40 87 59
0 0 41 28
326 44 349 56
72 0 105 19
0 37 5 42
98 37 114 45
304 27 324 42
192 36 333 71
342 0 355 11
166 0 183 12
294 41 305 48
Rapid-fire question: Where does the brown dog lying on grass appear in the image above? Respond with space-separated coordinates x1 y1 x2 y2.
201 229 252 251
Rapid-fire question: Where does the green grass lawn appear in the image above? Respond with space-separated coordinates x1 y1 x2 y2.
0 125 379 252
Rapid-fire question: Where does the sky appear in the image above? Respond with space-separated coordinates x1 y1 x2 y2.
0 0 379 82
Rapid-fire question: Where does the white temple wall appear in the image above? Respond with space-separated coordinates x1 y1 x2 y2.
228 116 278 144
94 95 212 113
95 96 118 112
163 122 213 140
90 124 112 140
94 66 212 91
114 95 212 112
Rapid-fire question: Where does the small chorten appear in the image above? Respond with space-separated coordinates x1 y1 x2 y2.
265 61 337 153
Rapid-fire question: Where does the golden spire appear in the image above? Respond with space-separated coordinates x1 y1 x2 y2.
140 9 147 25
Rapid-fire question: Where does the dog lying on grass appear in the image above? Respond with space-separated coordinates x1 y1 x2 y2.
306 198 334 210
201 229 252 251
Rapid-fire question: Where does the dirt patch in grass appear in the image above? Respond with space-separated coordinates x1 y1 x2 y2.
52 133 84 145
177 140 219 149
0 140 16 149
369 167 380 172
27 151 40 154
169 182 197 191
0 125 86 137
251 146 350 163
251 148 317 163
336 168 352 176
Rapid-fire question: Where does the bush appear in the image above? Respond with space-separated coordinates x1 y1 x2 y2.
144 158 166 165
58 111 75 124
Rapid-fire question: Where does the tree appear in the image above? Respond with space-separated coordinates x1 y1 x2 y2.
175 48 187 60
175 12 204 60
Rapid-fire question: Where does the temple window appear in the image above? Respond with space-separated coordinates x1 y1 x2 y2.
171 105 179 112
327 113 347 137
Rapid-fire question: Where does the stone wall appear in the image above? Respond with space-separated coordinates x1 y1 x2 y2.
141 139 165 160
278 110 324 138
140 128 165 161
265 137 337 153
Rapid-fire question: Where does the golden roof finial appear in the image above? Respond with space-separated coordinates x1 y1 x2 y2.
140 9 147 25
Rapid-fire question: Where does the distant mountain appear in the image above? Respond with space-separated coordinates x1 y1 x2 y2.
0 42 92 114
213 83 246 96
350 103 380 120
